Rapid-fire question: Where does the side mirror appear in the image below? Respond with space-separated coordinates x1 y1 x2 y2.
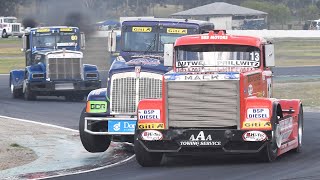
22 35 26 52
164 44 174 67
80 32 86 50
107 31 117 52
264 44 275 67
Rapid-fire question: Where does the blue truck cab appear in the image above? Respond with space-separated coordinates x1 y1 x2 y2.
79 18 214 153
9 26 101 101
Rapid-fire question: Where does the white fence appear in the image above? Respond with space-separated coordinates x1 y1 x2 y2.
93 30 320 38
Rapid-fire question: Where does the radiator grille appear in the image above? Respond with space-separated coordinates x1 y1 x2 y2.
48 58 82 80
110 72 162 114
11 24 20 32
167 80 239 128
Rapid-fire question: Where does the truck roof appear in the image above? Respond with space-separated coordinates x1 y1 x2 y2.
122 17 212 26
30 26 79 31
175 30 265 47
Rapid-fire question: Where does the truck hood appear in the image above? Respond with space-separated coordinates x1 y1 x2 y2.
109 54 170 75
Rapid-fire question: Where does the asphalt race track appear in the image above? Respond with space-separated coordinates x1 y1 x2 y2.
0 66 320 180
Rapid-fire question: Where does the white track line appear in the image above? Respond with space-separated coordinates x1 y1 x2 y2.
37 154 135 180
0 115 77 132
0 115 135 180
0 74 9 76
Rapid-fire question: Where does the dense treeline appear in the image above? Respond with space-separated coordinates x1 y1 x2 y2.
2 0 320 27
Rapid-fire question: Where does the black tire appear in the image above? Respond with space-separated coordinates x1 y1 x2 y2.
79 108 111 153
10 77 23 98
293 106 303 153
260 108 280 162
134 133 163 167
24 82 36 101
2 30 8 38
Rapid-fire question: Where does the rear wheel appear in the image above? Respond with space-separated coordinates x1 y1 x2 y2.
134 133 163 167
79 108 111 152
293 106 303 153
10 78 22 98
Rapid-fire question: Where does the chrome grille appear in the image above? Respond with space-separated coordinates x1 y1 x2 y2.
167 80 239 128
11 24 20 32
48 58 81 80
110 72 162 114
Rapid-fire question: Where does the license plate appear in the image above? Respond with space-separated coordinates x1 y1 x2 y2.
108 120 136 133
55 83 74 90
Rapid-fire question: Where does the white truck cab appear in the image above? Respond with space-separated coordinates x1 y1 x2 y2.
0 16 24 38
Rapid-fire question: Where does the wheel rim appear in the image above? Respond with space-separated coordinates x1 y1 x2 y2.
10 83 14 94
274 123 282 148
298 116 302 146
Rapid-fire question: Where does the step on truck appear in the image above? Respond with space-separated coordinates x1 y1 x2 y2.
9 26 101 101
134 30 304 166
79 18 215 153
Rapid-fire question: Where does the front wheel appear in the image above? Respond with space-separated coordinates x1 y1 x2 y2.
260 114 280 162
2 30 8 38
134 133 163 167
79 108 111 153
23 82 36 101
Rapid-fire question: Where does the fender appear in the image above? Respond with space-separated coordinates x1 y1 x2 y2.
242 97 280 130
86 88 109 114
137 99 165 130
83 64 100 80
83 64 98 72
278 99 302 117
10 70 24 88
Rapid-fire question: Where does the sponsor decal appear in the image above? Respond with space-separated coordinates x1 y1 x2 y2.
60 28 73 32
180 131 221 147
126 58 160 66
243 121 271 129
279 116 293 142
138 123 164 129
108 120 136 133
87 101 107 113
247 108 270 119
167 28 187 34
141 130 163 141
201 35 228 40
138 110 160 120
176 67 256 73
57 42 77 46
242 131 267 141
132 27 152 32
176 60 259 68
247 74 261 83
36 28 50 32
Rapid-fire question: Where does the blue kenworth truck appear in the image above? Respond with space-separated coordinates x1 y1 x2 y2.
79 18 214 152
9 26 101 101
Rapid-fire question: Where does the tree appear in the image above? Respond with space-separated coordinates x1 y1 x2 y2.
0 0 24 16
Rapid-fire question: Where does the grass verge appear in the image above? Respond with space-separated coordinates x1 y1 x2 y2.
0 58 25 74
274 80 320 107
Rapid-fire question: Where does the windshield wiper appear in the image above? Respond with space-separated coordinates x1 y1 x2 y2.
143 34 157 54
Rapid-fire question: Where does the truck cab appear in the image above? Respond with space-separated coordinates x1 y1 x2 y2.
9 26 101 101
0 16 24 38
134 30 304 166
79 18 214 153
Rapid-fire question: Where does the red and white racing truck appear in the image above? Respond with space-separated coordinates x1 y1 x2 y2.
0 16 23 38
134 30 304 166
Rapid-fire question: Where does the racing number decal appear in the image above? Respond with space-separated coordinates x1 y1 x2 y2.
71 35 78 41
250 52 260 61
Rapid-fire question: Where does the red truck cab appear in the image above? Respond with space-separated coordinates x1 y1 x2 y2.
134 30 303 167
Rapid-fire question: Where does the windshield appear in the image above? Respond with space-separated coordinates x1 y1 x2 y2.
176 44 260 70
122 26 198 53
32 31 79 48
4 18 17 23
